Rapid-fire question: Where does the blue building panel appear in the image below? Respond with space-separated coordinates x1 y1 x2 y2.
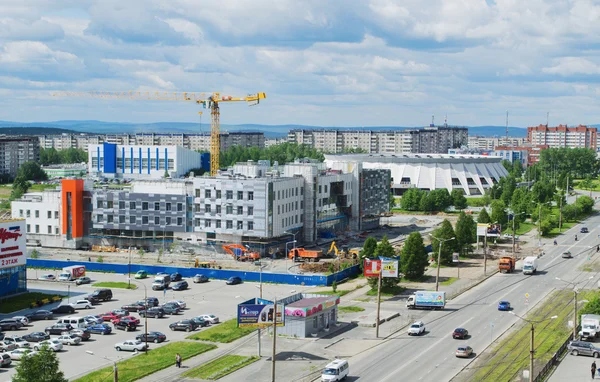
103 143 117 174
130 147 134 173
122 147 125 173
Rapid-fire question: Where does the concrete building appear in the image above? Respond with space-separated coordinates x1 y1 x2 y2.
88 143 203 179
325 153 508 196
527 124 597 149
11 191 62 246
276 293 340 338
42 163 87 178
467 136 527 151
0 136 40 178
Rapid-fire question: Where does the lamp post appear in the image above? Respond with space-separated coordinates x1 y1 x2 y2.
510 212 526 258
429 234 455 291
127 246 132 289
129 279 149 352
263 290 295 382
509 312 558 382
555 276 593 339
85 351 119 382
284 231 298 273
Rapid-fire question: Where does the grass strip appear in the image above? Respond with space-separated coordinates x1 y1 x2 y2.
73 341 216 382
183 355 259 380
92 281 137 290
339 306 365 313
0 292 63 313
187 319 256 343
440 277 458 286
366 285 404 296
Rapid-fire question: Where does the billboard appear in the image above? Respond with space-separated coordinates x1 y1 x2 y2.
364 258 399 278
381 258 399 278
477 223 502 237
363 259 381 277
237 299 284 328
0 220 26 269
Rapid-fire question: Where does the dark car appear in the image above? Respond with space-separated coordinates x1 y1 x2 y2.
169 320 198 332
145 297 160 307
569 340 600 357
138 307 165 319
136 331 167 343
226 276 242 285
172 281 189 291
62 328 91 341
22 332 50 342
0 332 5 341
122 302 146 312
51 305 76 315
161 303 181 315
85 289 113 303
452 328 469 339
114 320 137 332
45 323 73 335
190 317 210 327
87 324 112 335
0 319 23 331
581 227 589 233
170 272 183 282
25 310 54 321
193 274 209 283
498 301 511 311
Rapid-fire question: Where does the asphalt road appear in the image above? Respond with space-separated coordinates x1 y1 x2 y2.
346 217 600 382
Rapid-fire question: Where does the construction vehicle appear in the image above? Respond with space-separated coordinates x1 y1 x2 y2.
327 241 360 260
288 248 324 262
222 244 260 262
498 256 516 273
53 91 266 176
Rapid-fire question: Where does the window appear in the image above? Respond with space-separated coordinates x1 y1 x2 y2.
324 185 328 193
119 215 125 223
319 185 322 193
54 211 59 219
205 204 211 213
142 202 148 210
248 221 254 230
47 211 51 219
55 227 59 234
301 187 304 195
226 190 233 199
47 225 52 234
34 210 39 218
301 200 304 209
26 224 30 233
278 205 280 214
226 220 233 229
216 205 221 214
282 218 284 226
155 202 160 210
248 191 254 200
166 203 172 211
97 215 103 223
237 221 243 229
237 206 243 215
195 189 201 197
130 216 136 224
177 203 183 212
119 201 125 210
194 203 200 211
97 200 103 208
295 215 298 223
216 220 221 228
216 190 221 199
177 217 183 226
205 219 211 228
26 210 30 218
295 201 298 210
35 225 39 233
130 202 136 210
107 215 114 223
205 189 211 198
248 206 253 216
107 201 113 209
142 216 148 224
166 217 172 225
278 190 280 199
237 191 243 200
226 205 233 214
155 216 160 225
19 210 23 218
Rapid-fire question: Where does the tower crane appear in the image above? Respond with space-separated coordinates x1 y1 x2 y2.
53 91 267 175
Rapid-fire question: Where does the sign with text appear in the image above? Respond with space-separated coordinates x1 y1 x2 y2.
452 252 459 263
0 220 26 269
363 259 381 277
237 299 284 328
381 258 399 278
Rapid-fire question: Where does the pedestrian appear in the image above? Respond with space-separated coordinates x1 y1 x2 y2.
592 361 597 379
176 353 182 368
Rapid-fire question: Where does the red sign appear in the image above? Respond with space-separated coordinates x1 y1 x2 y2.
0 228 22 244
363 259 381 277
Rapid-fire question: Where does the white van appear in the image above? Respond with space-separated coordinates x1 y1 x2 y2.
56 316 87 329
321 359 349 381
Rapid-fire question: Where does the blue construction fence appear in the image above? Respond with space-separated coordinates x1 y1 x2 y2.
27 259 359 287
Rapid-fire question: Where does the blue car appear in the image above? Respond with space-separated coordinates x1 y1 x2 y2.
88 323 112 335
498 301 511 311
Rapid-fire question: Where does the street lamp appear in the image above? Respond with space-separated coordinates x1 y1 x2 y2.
127 246 132 289
509 312 558 382
555 276 594 339
129 278 149 352
263 290 296 382
283 231 298 273
85 351 119 382
510 212 526 258
429 234 455 292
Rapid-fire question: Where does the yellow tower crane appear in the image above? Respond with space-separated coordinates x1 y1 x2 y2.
53 91 267 175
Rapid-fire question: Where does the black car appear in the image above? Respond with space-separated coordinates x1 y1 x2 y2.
85 289 113 303
139 307 165 318
0 319 23 331
121 302 146 312
45 323 73 335
51 305 75 315
136 331 167 343
169 320 198 332
190 317 210 327
161 303 181 315
172 281 189 291
226 276 242 285
62 328 91 341
22 332 50 342
145 297 160 307
581 227 589 233
114 320 137 332
170 272 183 282
25 310 54 321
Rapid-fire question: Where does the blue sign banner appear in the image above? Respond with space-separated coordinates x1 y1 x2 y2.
237 303 284 328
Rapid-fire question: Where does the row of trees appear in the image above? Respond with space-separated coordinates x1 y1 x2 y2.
400 188 467 212
40 147 87 166
219 143 324 168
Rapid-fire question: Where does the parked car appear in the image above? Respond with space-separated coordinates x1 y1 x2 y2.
122 302 146 312
169 320 198 332
0 353 12 367
51 305 75 315
85 289 113 303
22 332 50 342
498 301 511 311
581 227 589 233
161 303 181 315
0 341 17 352
569 340 600 357
114 321 137 332
190 317 210 327
113 316 140 326
226 276 242 285
56 334 81 346
35 339 63 352
45 323 73 335
38 274 56 281
87 324 112 335
69 300 93 310
138 307 165 319
100 312 122 322
3 336 31 349
145 297 160 307
168 300 187 310
12 316 29 326
170 272 183 282
562 251 573 259
112 309 129 317
136 331 166 343
408 321 426 336
62 328 91 341
0 319 24 330
172 281 189 291
456 346 474 358
83 315 104 325
75 276 92 285
452 328 469 339
135 270 148 279
115 340 148 352
198 314 219 324
192 274 209 283
7 349 37 361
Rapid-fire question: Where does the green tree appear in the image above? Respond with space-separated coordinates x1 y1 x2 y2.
419 192 436 212
455 212 476 253
400 188 423 211
389 192 396 209
477 208 491 223
562 203 579 222
220 142 325 167
400 232 428 280
576 195 595 214
490 200 508 227
431 189 452 211
500 177 516 206
10 176 30 200
539 218 556 236
16 161 48 181
12 344 68 382
359 237 378 272
431 219 458 265
451 189 467 210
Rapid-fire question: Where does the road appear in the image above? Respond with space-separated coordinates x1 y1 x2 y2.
346 216 600 382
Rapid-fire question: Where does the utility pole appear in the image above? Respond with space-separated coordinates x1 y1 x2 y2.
574 289 578 339
529 324 534 382
271 299 277 382
484 232 488 275
375 271 382 338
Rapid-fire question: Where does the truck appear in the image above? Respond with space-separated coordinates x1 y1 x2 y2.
406 291 446 310
579 314 600 340
58 265 86 281
522 256 539 275
498 257 516 273
151 274 171 291
222 244 260 262
288 248 324 263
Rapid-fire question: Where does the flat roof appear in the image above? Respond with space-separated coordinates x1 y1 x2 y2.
286 296 331 308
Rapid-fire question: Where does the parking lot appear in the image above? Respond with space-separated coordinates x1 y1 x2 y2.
0 270 315 381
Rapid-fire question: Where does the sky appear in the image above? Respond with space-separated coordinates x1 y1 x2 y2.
1 0 600 128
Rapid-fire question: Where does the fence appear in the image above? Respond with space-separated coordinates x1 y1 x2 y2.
533 333 573 382
26 259 360 287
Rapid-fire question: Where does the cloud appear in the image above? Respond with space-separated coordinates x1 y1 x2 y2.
542 57 600 76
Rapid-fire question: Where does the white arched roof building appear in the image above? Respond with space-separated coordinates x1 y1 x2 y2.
325 153 509 196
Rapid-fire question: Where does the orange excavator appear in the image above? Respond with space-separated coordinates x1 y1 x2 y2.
222 244 261 262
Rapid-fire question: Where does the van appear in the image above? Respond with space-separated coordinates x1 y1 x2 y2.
56 316 87 329
321 359 349 381
58 272 73 282
152 275 171 291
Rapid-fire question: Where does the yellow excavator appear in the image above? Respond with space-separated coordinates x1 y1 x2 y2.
327 241 360 260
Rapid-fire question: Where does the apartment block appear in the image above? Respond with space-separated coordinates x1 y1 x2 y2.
467 136 527 151
527 124 597 149
0 137 40 178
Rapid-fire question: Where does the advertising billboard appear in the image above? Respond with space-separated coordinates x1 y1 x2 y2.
0 220 26 269
381 258 399 278
476 223 502 237
363 258 381 277
237 299 285 328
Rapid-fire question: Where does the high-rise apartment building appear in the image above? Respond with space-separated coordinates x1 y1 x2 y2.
0 137 40 178
527 124 597 149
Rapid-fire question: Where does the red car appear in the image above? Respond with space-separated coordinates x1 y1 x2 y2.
452 328 469 339
100 312 121 322
112 316 140 325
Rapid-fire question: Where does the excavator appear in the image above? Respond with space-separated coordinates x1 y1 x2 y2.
222 244 260 262
327 241 360 260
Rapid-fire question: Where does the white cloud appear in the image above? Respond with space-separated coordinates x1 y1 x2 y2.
542 57 600 76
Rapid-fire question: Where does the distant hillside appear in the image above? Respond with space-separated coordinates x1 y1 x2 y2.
0 126 80 135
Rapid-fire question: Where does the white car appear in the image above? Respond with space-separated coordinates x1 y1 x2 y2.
168 300 186 310
0 340 17 352
69 300 93 310
114 340 148 352
35 339 63 352
38 274 56 281
408 321 426 336
12 316 29 326
56 334 81 346
3 336 31 349
7 349 37 361
84 315 104 325
199 314 219 324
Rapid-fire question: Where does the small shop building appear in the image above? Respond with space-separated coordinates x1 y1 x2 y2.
277 293 340 338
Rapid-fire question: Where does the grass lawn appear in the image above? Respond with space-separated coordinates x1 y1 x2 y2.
338 306 365 313
313 289 351 297
29 184 59 192
366 285 405 296
73 342 216 382
0 185 12 198
439 277 458 286
92 281 137 290
0 292 63 314
183 355 259 380
187 319 256 343
466 197 488 207
515 222 535 235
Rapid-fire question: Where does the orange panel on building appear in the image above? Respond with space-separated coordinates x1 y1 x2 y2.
61 179 84 239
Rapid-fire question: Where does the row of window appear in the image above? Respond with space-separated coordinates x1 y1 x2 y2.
196 219 254 231
19 210 59 219
201 204 254 215
26 224 59 235
277 201 302 214
97 200 184 212
194 189 255 201
277 187 303 200
91 158 175 170
96 215 184 226
282 215 301 226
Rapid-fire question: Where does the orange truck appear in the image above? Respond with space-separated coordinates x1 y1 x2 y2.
498 256 516 273
222 244 260 262
288 248 324 263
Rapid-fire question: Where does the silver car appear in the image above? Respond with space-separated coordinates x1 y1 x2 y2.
56 334 81 346
568 340 600 357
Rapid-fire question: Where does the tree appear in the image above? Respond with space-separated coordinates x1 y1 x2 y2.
539 218 556 236
12 344 68 382
562 203 579 222
10 176 30 200
490 200 508 227
220 142 325 167
16 161 48 181
367 236 401 290
389 192 396 210
455 212 476 253
400 232 428 280
576 195 595 214
400 188 423 211
430 189 452 211
477 208 491 224
451 189 467 210
500 177 516 206
431 219 458 265
419 192 436 212
361 237 378 259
